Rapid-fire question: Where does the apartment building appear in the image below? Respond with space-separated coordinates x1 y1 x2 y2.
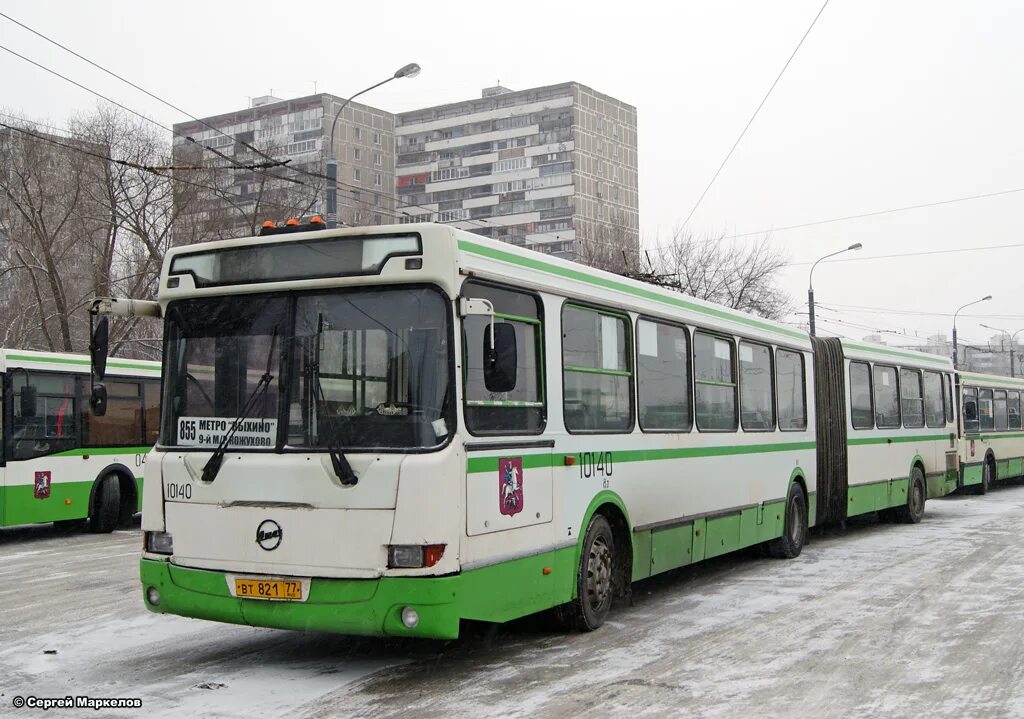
171 94 396 240
394 82 638 260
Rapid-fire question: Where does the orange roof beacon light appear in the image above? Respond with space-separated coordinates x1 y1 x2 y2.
261 220 275 229
285 217 299 226
310 215 325 225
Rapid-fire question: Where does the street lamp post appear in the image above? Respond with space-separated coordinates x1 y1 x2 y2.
952 295 993 369
807 242 862 336
980 323 1023 377
325 63 421 229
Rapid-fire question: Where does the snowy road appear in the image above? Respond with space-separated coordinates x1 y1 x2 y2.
3 483 1024 718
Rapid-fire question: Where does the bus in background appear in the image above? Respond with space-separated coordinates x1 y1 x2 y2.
91 221 953 639
958 372 1024 493
811 339 958 527
1 348 161 532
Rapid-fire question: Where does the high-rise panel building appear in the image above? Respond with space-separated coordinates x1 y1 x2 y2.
171 82 638 264
171 94 396 239
394 82 638 260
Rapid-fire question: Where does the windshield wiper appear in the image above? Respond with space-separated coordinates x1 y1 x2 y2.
313 314 357 485
201 329 278 483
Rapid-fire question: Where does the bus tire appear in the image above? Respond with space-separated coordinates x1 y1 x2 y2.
564 514 615 632
975 457 994 495
89 474 120 534
766 482 807 559
895 467 926 524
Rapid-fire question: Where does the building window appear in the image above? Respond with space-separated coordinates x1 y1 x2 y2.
353 147 361 161
353 168 361 182
354 127 361 140
374 132 382 145
636 319 690 431
374 152 382 166
374 173 382 187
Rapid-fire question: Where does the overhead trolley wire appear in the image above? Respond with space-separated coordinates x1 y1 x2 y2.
678 0 831 231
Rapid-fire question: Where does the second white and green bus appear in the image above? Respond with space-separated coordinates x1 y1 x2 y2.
958 371 1024 493
1 348 161 531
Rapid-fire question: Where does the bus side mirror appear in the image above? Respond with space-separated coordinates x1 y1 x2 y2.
484 322 517 393
90 315 109 382
90 383 108 417
19 385 37 418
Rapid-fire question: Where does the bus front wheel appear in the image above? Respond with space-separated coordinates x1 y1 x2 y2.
89 474 120 534
562 514 615 632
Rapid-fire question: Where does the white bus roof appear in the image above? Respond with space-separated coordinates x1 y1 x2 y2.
959 371 1024 390
839 339 953 371
0 348 161 378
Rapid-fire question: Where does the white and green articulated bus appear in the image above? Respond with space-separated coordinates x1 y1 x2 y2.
957 372 1024 493
0 348 160 531
93 221 948 639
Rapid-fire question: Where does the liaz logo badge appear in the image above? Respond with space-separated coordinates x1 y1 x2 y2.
34 471 51 500
256 519 283 551
498 457 524 517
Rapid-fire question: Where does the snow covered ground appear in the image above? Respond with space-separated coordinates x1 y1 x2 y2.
3 483 1024 718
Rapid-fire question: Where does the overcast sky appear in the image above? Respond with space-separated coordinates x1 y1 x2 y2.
2 0 1022 350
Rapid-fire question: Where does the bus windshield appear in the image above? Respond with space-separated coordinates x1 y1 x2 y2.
162 288 452 451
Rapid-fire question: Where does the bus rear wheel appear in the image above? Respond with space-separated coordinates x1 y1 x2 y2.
895 467 926 524
766 483 807 559
562 514 615 632
89 474 120 534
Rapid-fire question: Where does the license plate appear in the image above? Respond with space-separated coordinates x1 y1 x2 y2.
234 578 303 601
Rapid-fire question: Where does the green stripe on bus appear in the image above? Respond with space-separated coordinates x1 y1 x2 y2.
847 433 949 446
466 440 816 474
458 240 807 341
5 353 158 372
964 432 1024 440
840 342 950 367
51 446 153 457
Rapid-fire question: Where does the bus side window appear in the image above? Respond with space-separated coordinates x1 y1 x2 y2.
462 280 545 435
963 387 979 433
1008 391 1021 430
849 361 873 430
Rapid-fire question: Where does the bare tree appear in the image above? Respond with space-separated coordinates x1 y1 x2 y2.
0 120 103 351
172 137 324 244
649 229 792 320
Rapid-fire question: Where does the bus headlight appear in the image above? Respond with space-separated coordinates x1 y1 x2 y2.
145 531 174 555
146 587 161 606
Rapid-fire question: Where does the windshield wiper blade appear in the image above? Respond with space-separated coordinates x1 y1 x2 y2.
201 329 278 483
313 313 357 485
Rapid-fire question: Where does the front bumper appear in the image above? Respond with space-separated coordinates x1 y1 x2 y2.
140 558 462 639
